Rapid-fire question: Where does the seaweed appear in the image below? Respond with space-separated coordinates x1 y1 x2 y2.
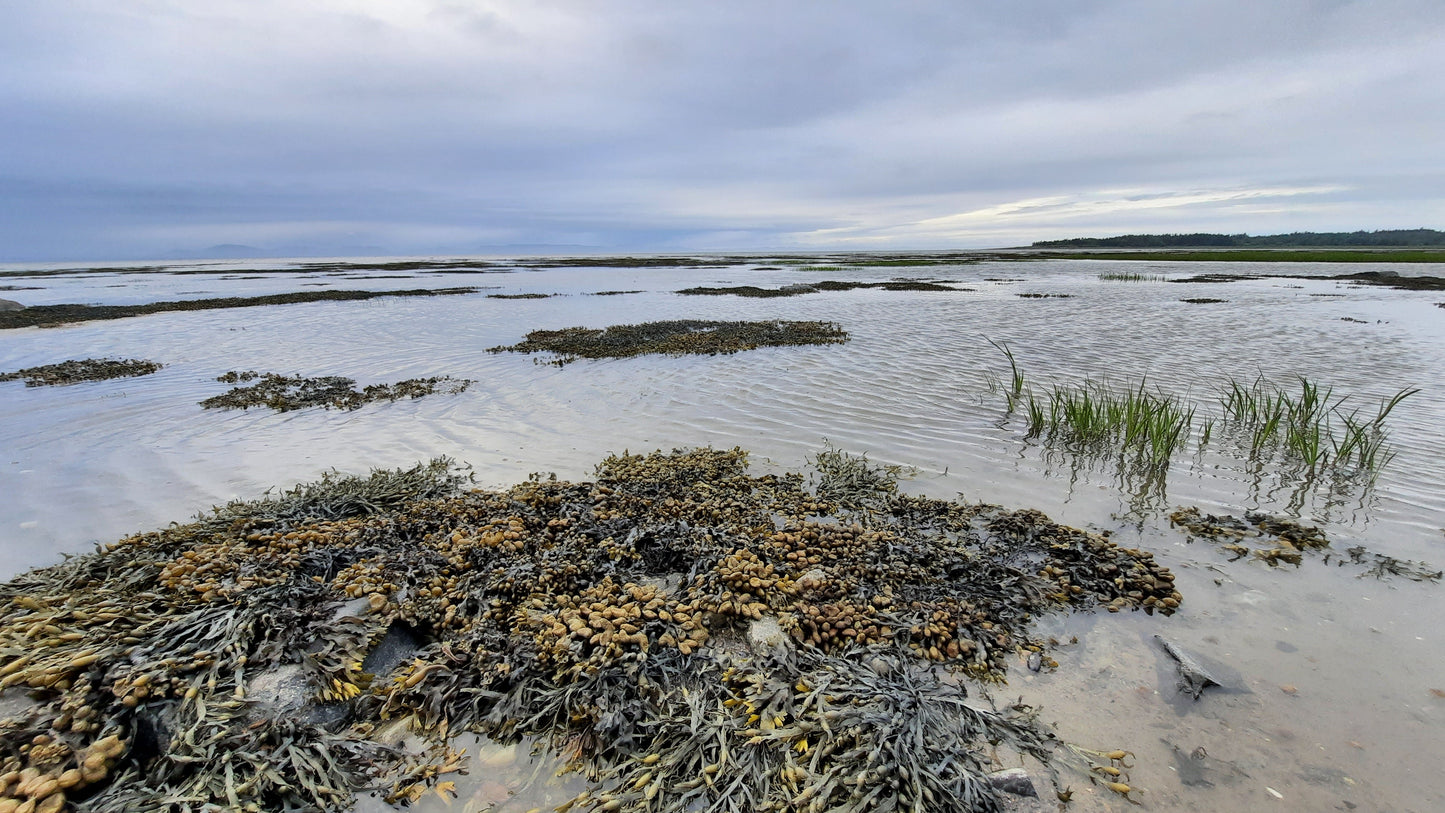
676 280 960 297
0 358 162 387
0 446 1183 812
488 320 849 365
0 288 478 330
1181 298 1228 304
1168 506 1438 579
200 372 472 412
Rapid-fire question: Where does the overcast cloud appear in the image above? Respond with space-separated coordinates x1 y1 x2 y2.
2 0 1443 260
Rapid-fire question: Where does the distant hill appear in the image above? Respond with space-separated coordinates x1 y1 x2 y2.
1032 229 1445 248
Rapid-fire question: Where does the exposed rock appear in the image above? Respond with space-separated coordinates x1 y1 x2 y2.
0 299 23 312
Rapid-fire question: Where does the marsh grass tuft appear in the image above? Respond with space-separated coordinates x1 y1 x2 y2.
1026 379 1195 472
1098 272 1166 282
986 342 1418 503
1219 376 1418 476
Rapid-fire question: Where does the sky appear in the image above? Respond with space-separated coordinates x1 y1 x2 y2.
3 0 1444 261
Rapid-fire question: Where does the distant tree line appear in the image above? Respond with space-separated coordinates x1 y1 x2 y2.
1032 229 1445 248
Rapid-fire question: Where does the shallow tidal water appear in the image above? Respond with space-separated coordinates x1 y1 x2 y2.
2 255 1443 811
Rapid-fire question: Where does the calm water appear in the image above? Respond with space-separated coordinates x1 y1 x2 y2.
2 256 1443 811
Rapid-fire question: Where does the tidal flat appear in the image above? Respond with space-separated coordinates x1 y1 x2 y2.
0 253 1443 811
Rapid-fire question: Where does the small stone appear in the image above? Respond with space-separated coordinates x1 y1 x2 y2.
1280 684 1298 695
987 768 1037 798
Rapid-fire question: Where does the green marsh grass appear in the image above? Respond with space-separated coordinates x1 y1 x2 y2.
1220 376 1418 476
986 342 1418 505
1026 378 1196 471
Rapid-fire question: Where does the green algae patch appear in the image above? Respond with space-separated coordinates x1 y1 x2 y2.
201 371 472 412
489 319 849 365
0 358 162 387
0 288 479 330
0 446 1180 812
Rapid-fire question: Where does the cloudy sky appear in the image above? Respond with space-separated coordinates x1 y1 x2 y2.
3 0 1443 260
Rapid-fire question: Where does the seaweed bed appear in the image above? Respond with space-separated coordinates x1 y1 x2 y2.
0 289 479 330
676 280 961 297
1172 270 1445 291
487 293 552 300
201 371 472 412
1180 298 1227 305
0 447 1181 812
0 359 162 387
1016 293 1073 299
489 320 849 365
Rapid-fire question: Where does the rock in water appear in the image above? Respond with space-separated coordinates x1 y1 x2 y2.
1154 635 1222 700
0 299 23 312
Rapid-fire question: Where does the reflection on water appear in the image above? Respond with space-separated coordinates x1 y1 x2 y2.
2 256 1444 811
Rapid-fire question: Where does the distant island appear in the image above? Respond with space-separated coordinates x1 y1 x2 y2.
1033 228 1445 248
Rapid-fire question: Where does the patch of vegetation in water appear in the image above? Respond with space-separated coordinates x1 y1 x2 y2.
1168 507 1441 580
985 342 1418 508
1098 272 1165 282
1171 274 1264 283
489 319 849 365
589 290 644 296
1030 249 1445 263
487 293 552 299
0 288 479 330
676 280 960 297
1218 375 1416 475
0 285 42 291
0 358 162 387
0 446 1178 811
1181 298 1228 304
1016 292 1073 299
201 371 472 412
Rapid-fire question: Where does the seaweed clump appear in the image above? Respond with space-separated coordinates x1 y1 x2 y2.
0 358 161 387
0 447 1180 812
676 280 960 297
489 319 848 365
1168 506 1440 579
200 371 471 412
0 288 478 330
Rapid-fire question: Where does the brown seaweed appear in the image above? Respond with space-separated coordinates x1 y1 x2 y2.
488 320 849 365
0 288 478 330
0 447 1182 812
0 358 162 387
201 372 471 412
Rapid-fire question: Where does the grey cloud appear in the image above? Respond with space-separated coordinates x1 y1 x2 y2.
2 0 1443 260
